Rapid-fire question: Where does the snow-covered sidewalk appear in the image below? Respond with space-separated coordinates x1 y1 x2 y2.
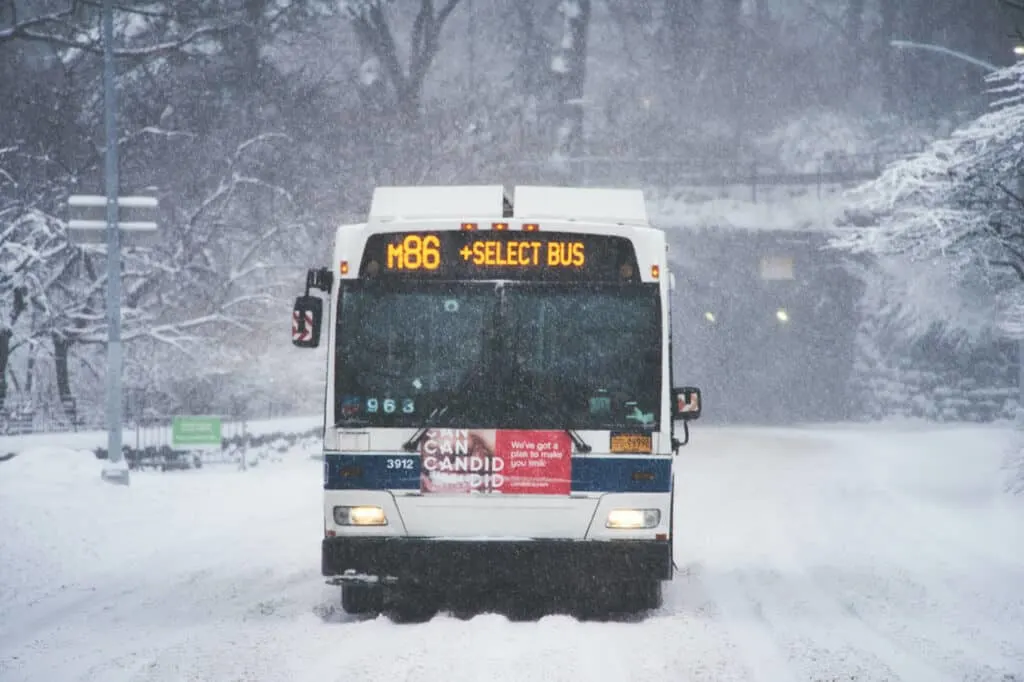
1 423 1022 681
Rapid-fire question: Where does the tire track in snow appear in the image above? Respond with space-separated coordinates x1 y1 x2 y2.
805 434 1024 678
731 564 954 682
807 485 1024 678
810 564 1024 680
677 445 954 682
695 563 801 682
116 577 359 682
0 564 333 682
760 486 971 682
781 429 1024 680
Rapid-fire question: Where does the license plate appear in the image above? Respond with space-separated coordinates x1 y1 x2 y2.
610 432 652 454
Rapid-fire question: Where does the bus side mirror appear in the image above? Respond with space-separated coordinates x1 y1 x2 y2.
292 295 323 348
672 386 702 420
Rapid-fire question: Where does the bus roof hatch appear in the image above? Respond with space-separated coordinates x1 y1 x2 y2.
368 185 508 221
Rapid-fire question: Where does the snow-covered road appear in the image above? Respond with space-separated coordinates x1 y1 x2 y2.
2 423 1023 682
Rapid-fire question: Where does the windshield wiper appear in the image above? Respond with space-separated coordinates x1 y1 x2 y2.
401 404 449 452
551 399 590 453
566 428 592 454
404 410 592 454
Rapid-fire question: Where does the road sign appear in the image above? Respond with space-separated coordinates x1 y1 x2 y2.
67 194 159 246
172 416 223 450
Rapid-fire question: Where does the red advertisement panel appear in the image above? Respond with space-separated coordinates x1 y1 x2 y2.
419 429 571 495
495 430 571 495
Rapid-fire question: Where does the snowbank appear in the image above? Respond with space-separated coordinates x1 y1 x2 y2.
0 438 322 614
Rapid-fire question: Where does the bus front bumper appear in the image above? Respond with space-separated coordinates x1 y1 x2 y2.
322 536 673 586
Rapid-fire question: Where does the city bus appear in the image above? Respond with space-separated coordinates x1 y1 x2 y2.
291 185 702 620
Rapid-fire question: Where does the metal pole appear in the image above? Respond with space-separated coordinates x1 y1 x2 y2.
240 419 248 471
1018 339 1024 427
1019 172 1024 428
467 0 475 92
467 0 476 180
1016 65 1024 429
100 0 128 486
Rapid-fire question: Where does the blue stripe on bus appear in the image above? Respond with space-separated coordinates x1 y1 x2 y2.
570 456 671 493
324 453 420 491
323 453 671 493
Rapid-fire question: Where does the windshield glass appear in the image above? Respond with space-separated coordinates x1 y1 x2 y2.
335 281 661 430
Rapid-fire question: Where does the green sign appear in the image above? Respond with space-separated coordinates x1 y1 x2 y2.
172 415 222 449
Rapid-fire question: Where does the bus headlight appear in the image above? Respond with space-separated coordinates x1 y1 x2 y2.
606 508 660 529
333 505 387 526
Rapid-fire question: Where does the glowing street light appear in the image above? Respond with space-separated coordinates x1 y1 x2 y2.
775 309 790 323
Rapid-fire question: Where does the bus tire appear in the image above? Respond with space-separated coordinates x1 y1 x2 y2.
341 584 383 615
635 580 663 611
585 580 662 618
387 586 439 624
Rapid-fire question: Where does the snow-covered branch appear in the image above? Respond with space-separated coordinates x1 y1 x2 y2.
234 132 290 158
346 0 462 119
832 60 1024 340
3 16 235 60
0 4 76 44
58 131 306 356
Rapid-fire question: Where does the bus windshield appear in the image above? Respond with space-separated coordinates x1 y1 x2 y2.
335 281 662 430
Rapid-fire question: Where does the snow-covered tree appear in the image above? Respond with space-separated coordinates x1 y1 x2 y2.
0 203 64 413
832 59 1024 342
0 3 327 420
343 0 462 122
548 0 590 171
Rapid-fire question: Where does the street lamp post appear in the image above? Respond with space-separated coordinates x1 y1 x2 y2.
100 0 123 485
889 39 1000 73
66 0 158 486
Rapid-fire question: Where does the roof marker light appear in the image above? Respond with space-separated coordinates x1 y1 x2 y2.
651 265 660 280
523 223 539 232
461 222 478 231
492 222 508 231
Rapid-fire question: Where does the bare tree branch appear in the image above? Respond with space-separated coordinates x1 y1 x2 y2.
437 0 460 25
0 3 76 43
2 10 235 60
78 0 172 19
990 260 1024 281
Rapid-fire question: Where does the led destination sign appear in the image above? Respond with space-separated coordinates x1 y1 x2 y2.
360 231 639 282
453 239 584 269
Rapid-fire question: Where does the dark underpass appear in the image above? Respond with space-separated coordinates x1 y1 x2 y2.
667 227 863 425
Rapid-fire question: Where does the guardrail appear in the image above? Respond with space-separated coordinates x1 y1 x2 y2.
0 402 301 436
91 425 322 472
0 414 323 469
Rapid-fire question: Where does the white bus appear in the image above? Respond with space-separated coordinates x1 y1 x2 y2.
291 185 702 620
